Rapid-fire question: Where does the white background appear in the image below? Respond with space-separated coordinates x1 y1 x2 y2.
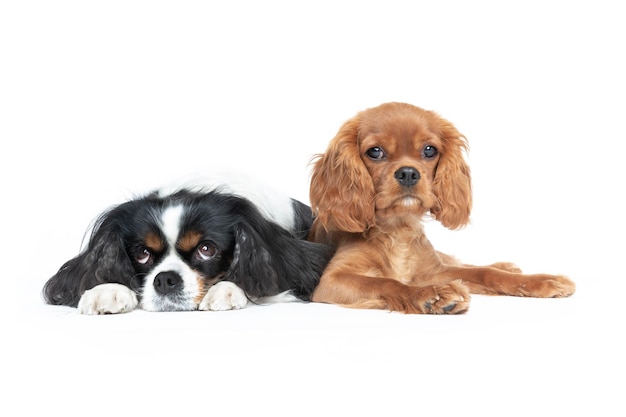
1 1 624 415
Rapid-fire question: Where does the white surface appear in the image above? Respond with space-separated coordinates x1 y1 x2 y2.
2 1 624 416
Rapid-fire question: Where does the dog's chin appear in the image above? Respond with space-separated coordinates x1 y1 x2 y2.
141 296 199 312
399 195 425 207
377 194 433 217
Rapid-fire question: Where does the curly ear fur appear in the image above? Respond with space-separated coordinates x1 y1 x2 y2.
223 202 333 301
430 117 472 229
42 210 139 307
309 117 376 233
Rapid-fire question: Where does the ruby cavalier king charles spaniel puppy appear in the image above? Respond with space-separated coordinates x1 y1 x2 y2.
308 102 575 314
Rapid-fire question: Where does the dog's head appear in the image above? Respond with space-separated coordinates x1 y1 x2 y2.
43 190 330 311
310 102 471 232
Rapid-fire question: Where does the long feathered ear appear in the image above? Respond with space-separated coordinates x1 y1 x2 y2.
309 116 376 233
42 209 138 307
430 118 472 230
223 210 333 301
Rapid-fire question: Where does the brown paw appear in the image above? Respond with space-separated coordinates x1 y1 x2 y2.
516 274 576 298
420 280 471 314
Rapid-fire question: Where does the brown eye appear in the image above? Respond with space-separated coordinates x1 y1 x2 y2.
423 145 438 159
136 248 152 265
195 242 217 261
366 147 385 160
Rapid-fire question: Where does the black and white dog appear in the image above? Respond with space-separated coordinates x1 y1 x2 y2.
42 177 333 314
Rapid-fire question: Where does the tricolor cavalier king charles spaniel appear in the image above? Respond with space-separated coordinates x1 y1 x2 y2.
43 179 332 314
308 102 575 314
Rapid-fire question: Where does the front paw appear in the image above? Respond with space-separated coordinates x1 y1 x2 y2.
199 281 248 311
420 280 470 314
77 283 138 314
521 275 576 298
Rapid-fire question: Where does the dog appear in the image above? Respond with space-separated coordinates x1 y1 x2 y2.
308 102 575 314
43 177 333 314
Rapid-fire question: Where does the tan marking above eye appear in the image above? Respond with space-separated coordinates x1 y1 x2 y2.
144 233 164 252
178 231 202 253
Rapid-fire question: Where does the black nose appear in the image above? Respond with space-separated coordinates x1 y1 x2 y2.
153 271 183 295
394 167 420 187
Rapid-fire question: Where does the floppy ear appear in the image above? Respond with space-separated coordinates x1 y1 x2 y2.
430 118 472 230
42 209 138 307
309 117 376 233
224 212 333 301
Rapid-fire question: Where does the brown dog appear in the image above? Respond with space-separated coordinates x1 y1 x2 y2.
308 102 575 314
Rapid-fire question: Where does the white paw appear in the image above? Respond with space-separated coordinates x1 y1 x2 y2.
199 281 248 311
77 283 138 315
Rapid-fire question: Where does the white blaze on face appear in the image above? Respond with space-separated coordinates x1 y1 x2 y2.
140 204 203 312
160 204 184 245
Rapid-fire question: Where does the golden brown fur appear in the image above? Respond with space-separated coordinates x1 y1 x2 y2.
308 102 575 314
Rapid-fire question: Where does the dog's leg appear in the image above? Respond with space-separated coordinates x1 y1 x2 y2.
312 273 470 314
199 281 248 311
443 266 575 297
438 251 523 273
485 262 522 273
77 283 139 314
